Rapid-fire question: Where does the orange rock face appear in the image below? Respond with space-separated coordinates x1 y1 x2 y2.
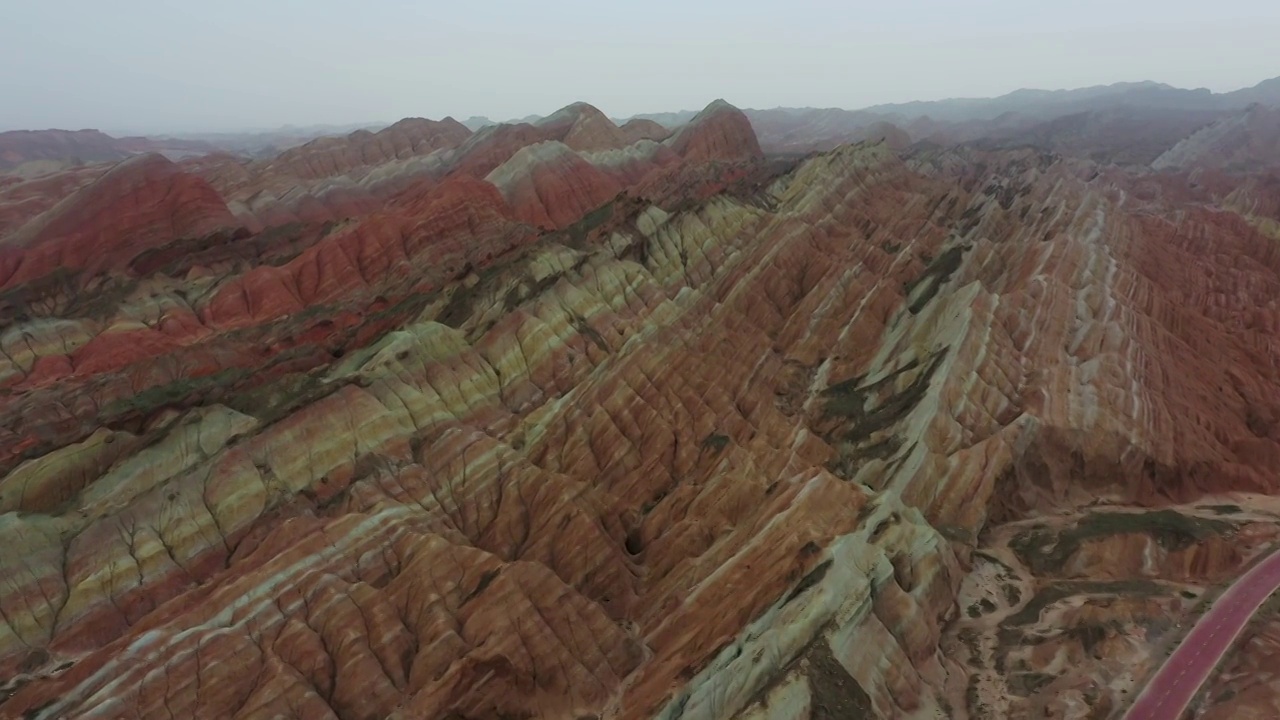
620 118 671 144
537 102 632 152
0 163 107 237
0 154 237 291
2 99 1280 720
486 141 624 229
264 116 473 180
665 100 764 162
170 103 649 232
202 176 534 327
171 120 476 231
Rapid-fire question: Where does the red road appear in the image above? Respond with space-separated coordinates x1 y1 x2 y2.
1124 546 1280 720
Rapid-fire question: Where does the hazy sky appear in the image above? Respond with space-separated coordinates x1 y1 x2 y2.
4 0 1279 134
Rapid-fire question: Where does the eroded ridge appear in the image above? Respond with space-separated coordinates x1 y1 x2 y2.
2 109 1279 719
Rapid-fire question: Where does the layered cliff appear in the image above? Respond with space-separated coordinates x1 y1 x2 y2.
1 99 1279 720
485 141 625 229
0 154 237 291
665 100 764 163
262 117 474 180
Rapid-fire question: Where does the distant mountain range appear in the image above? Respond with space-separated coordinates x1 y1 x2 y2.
7 79 1280 720
447 76 1280 163
0 129 217 175
151 122 390 157
857 77 1280 122
0 121 399 174
4 76 1279 175
621 76 1280 129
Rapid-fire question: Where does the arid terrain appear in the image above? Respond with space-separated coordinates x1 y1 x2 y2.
1 79 1279 719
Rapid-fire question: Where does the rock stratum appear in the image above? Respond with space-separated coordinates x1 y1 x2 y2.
1 97 1280 720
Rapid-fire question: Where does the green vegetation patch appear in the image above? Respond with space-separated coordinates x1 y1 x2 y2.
1008 672 1056 697
903 243 968 314
436 262 510 329
1003 579 1167 628
223 370 341 427
1002 583 1022 605
966 677 989 718
565 200 617 247
821 352 944 435
740 631 873 720
102 368 245 420
0 267 139 330
1063 620 1125 656
701 433 730 453
1010 510 1233 575
820 353 942 481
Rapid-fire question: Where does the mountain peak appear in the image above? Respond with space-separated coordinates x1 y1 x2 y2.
664 99 762 162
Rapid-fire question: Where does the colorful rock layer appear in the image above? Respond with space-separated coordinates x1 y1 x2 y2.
1 99 1279 719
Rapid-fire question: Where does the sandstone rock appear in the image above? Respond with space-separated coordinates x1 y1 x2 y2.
0 154 237 291
665 100 764 163
202 175 532 326
537 102 632 152
263 116 472 180
0 164 107 238
486 141 624 229
3 102 1280 720
584 140 682 187
445 122 566 179
621 118 671 144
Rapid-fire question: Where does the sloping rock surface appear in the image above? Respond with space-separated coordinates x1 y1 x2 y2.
0 99 1279 720
1153 105 1280 170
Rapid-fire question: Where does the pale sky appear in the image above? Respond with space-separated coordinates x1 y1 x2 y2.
3 0 1279 134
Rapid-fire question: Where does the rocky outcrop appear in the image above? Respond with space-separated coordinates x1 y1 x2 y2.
0 163 107 237
263 117 473 180
3 100 1280 720
485 141 624 229
170 120 473 230
0 154 237 291
621 118 671 144
169 106 658 234
202 176 532 326
665 100 764 163
585 140 683 187
855 121 912 150
185 115 560 231
537 102 632 152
